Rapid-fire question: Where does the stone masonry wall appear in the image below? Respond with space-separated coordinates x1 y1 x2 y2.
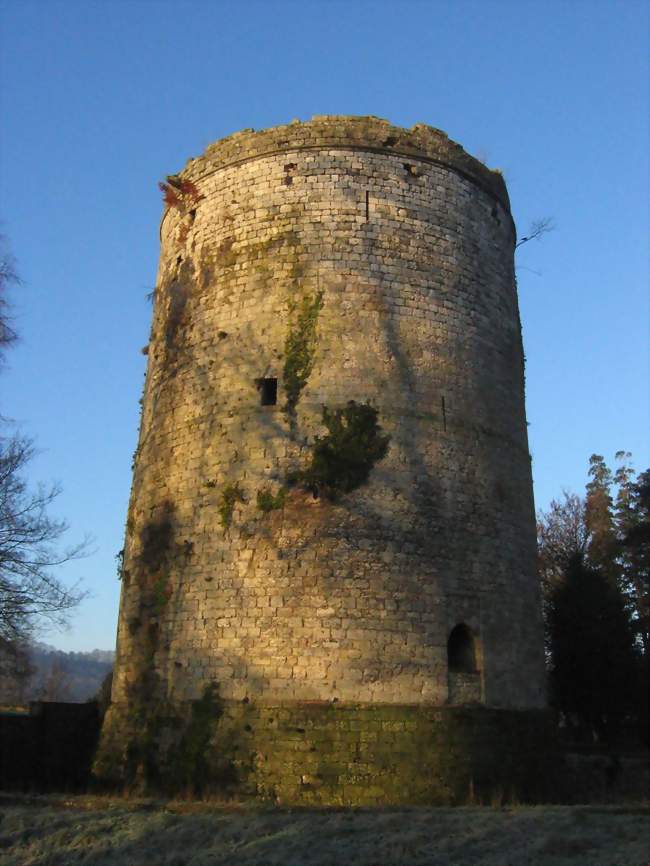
97 700 557 805
109 117 545 717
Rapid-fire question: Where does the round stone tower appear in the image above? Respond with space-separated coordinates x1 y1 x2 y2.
98 117 549 803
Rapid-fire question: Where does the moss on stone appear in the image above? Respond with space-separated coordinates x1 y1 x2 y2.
168 683 232 794
97 684 234 796
152 573 171 612
218 482 244 528
123 703 166 788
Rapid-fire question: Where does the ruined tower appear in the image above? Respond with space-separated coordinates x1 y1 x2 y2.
98 117 549 803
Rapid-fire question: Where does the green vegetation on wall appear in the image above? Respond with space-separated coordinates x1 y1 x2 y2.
122 699 167 789
100 682 229 795
289 401 390 499
171 683 228 793
256 486 287 512
152 573 171 613
218 483 244 528
283 291 323 421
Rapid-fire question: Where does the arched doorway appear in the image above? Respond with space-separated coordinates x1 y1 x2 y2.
447 623 482 704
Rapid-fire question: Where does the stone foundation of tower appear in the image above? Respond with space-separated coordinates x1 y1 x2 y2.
97 700 556 804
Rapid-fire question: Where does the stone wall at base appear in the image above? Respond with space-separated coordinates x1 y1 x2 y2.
96 700 557 805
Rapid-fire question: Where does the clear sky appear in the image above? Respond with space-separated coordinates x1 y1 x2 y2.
1 0 648 652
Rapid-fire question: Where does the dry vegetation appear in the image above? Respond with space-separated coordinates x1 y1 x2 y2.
0 797 649 866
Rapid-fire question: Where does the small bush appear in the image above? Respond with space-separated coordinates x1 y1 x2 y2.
256 486 287 512
290 401 390 499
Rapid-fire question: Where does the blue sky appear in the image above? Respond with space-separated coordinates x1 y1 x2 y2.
1 0 648 652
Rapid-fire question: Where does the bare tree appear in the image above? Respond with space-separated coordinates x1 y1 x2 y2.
0 236 89 704
0 236 88 659
0 237 20 364
0 434 88 649
515 217 555 250
38 658 73 702
537 491 589 588
0 637 34 703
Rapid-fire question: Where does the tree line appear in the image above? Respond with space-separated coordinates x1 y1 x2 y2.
0 642 114 704
538 452 649 745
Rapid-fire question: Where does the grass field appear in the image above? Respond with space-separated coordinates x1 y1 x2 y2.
0 796 648 866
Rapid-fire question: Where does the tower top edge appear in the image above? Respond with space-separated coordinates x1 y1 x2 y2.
175 116 511 212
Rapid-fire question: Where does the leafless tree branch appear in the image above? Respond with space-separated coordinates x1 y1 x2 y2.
0 236 21 362
515 217 555 250
0 432 90 646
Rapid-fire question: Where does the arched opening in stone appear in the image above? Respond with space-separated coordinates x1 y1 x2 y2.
447 623 478 673
447 624 482 705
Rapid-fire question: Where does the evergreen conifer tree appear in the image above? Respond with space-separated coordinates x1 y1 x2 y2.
547 554 638 743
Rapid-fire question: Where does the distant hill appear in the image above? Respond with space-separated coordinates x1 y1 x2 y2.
0 642 114 704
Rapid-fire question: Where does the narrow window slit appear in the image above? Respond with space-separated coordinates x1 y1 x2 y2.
257 377 277 406
365 190 369 221
441 395 447 431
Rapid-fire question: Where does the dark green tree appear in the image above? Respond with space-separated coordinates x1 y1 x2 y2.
547 553 638 743
619 469 650 655
539 453 650 653
538 453 650 744
619 469 650 743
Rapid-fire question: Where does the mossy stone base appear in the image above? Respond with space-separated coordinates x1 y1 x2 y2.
96 701 558 805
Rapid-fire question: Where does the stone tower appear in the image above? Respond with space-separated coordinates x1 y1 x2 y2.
97 117 549 803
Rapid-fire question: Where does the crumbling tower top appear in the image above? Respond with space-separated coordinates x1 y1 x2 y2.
173 115 511 214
